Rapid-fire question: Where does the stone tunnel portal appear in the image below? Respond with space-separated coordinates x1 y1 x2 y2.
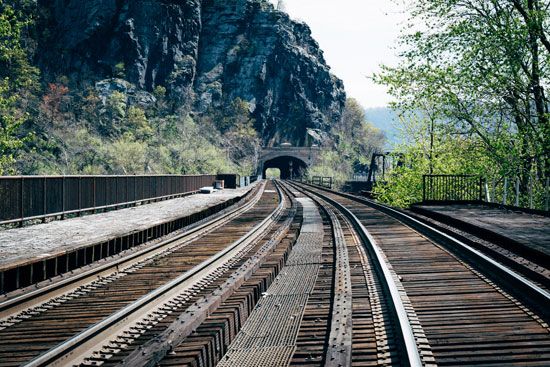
262 156 308 180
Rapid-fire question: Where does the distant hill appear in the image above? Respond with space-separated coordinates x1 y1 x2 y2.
364 107 401 148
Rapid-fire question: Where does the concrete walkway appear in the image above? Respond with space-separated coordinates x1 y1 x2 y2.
0 185 254 271
413 203 550 257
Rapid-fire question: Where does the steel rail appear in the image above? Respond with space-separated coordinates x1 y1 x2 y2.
286 181 423 367
119 180 291 367
0 183 262 317
295 181 550 320
24 180 286 367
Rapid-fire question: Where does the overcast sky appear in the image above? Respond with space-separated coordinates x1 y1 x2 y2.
269 0 408 109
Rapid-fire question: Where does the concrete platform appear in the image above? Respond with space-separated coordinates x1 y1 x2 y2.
412 203 550 261
0 185 253 275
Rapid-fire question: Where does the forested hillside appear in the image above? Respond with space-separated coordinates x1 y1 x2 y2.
1 0 382 176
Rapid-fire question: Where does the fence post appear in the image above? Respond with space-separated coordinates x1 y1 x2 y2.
61 176 66 219
423 175 426 202
104 177 108 210
485 181 490 202
491 179 496 203
515 178 520 207
43 177 47 222
479 177 483 202
114 176 118 209
19 177 24 227
93 176 96 213
150 177 153 203
78 176 82 216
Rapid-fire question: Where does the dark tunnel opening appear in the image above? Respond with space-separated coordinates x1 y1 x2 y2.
262 156 308 180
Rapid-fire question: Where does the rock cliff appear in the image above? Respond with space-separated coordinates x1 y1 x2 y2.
37 0 346 146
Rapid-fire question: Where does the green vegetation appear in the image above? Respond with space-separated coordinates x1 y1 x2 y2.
308 98 386 187
0 0 39 174
21 86 257 175
265 168 281 179
374 0 550 208
0 3 260 177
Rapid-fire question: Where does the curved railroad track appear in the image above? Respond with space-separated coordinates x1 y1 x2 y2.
289 181 550 366
0 179 548 366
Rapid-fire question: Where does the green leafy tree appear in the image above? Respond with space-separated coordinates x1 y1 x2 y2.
374 116 494 207
375 0 550 191
104 132 148 174
114 62 125 78
309 98 386 185
127 106 153 140
0 0 39 174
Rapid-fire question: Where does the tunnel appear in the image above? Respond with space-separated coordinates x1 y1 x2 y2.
261 156 308 180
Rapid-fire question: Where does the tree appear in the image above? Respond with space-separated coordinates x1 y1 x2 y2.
126 106 153 140
308 98 386 185
41 83 69 125
373 115 494 207
330 98 386 175
199 98 261 175
105 132 148 174
375 0 550 188
0 0 39 174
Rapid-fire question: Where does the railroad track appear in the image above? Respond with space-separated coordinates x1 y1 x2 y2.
290 181 550 366
1 184 263 317
405 209 550 293
151 182 413 366
0 179 548 366
0 181 294 366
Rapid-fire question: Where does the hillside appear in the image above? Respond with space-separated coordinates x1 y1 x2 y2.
1 1 391 178
35 0 345 147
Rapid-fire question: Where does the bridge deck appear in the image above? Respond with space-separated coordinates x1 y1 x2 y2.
0 185 253 273
412 203 550 258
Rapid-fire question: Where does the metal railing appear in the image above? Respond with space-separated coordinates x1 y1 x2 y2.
486 177 549 212
0 175 218 226
423 175 483 203
301 176 333 189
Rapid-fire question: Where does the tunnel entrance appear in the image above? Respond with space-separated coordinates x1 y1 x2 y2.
262 156 308 180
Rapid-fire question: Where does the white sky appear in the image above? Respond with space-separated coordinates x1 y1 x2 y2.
269 0 408 108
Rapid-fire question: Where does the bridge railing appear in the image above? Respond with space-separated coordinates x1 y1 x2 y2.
301 176 333 189
423 174 483 203
0 175 219 226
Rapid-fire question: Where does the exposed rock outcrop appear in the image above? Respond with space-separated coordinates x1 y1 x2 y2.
37 0 346 146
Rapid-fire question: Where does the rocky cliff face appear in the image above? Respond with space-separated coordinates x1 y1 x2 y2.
37 0 346 146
